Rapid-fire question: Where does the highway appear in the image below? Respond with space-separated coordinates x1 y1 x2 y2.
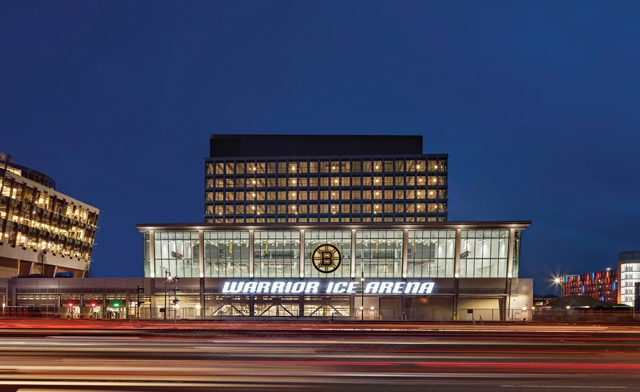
0 321 638 391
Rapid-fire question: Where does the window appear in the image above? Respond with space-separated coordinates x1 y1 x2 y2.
459 230 509 278
407 230 455 277
356 230 403 278
204 231 250 278
154 231 200 278
254 231 300 278
235 162 245 174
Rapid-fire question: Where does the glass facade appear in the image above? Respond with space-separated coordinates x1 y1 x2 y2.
512 231 521 278
253 231 300 278
620 262 640 306
204 156 448 224
153 231 200 278
204 231 250 278
356 230 403 278
143 232 151 277
141 225 525 280
459 230 509 278
0 170 99 262
407 230 455 278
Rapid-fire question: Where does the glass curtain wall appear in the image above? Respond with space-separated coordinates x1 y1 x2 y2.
143 232 150 277
203 231 250 278
407 230 455 277
205 156 448 224
253 231 300 277
304 230 351 278
355 230 403 278
154 231 199 278
512 230 521 277
459 230 509 278
620 263 640 306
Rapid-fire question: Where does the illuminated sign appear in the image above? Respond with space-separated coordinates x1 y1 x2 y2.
311 243 342 273
222 280 434 295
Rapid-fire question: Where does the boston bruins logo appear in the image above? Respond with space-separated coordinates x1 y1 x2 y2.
311 243 342 273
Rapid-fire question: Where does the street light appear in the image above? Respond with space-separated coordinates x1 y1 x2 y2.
552 275 564 320
360 276 365 320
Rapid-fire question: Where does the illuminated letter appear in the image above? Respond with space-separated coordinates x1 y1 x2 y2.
284 282 293 293
405 282 420 294
379 282 393 294
256 281 270 294
292 282 306 294
244 281 257 294
347 282 357 294
333 282 347 294
326 281 335 294
305 281 319 294
364 282 379 294
272 281 285 294
222 281 243 294
392 281 405 294
418 282 434 294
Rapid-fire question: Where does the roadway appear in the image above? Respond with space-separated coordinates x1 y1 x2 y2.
0 321 638 391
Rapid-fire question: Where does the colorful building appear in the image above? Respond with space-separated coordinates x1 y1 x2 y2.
562 269 618 304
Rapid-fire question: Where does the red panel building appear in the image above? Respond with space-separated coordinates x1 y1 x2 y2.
562 269 618 304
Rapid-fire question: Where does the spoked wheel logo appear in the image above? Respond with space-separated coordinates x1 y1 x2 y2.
311 243 342 273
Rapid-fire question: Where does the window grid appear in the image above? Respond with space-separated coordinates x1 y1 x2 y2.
253 231 300 278
154 231 199 278
459 230 509 278
356 230 403 278
203 231 250 278
407 230 455 278
205 157 448 224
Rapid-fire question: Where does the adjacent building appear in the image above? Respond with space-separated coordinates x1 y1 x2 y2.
562 268 617 304
0 152 99 278
560 250 640 308
619 251 640 307
205 135 448 224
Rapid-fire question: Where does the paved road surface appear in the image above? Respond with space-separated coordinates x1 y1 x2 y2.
0 321 638 391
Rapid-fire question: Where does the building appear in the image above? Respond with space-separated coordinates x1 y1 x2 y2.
0 135 533 321
204 135 448 224
559 250 640 307
619 251 640 307
562 268 617 304
121 221 532 321
0 152 99 278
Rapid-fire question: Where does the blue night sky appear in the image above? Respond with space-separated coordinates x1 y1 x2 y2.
2 2 639 294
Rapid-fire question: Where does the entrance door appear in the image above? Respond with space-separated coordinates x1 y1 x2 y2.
379 297 401 320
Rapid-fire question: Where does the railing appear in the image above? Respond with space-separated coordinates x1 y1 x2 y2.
533 308 639 322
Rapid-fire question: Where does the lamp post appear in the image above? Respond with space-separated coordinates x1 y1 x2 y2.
164 271 172 321
360 276 365 320
173 278 179 321
136 285 143 321
553 276 563 320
